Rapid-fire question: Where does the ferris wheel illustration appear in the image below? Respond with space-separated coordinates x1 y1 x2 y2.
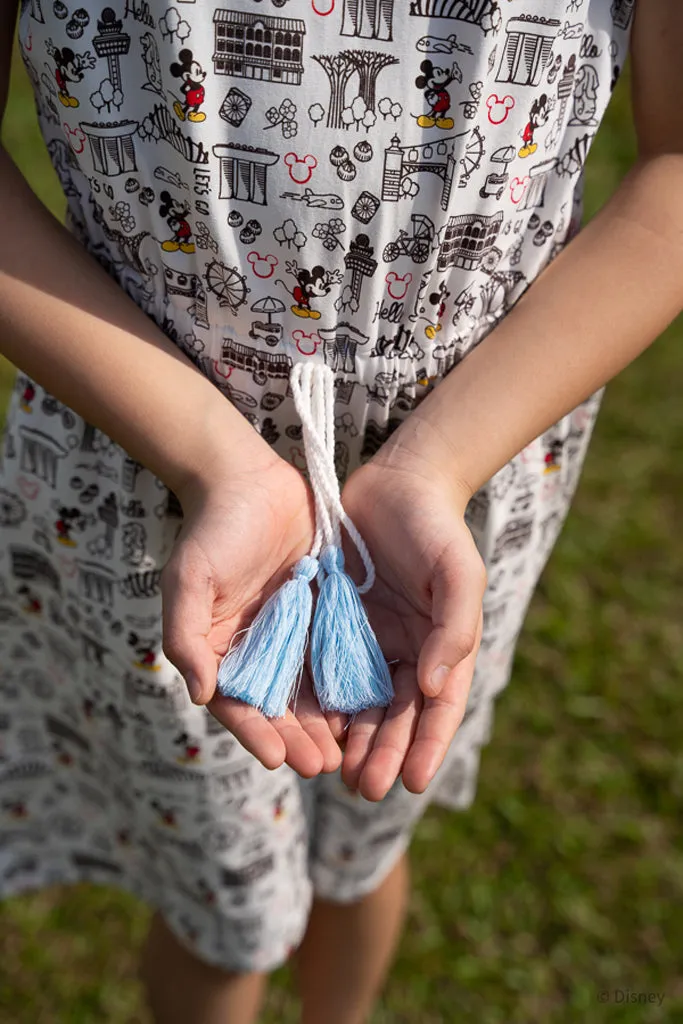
205 260 250 314
458 126 485 188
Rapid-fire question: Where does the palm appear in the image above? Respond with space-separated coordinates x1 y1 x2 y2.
162 460 343 778
339 463 485 801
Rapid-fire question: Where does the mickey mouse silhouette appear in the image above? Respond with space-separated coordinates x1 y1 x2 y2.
519 93 552 158
159 191 195 254
415 59 457 130
128 631 161 672
174 731 201 765
54 505 85 546
49 45 94 108
170 49 206 123
283 260 337 319
424 280 450 340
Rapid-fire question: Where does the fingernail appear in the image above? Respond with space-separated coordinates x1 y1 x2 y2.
185 673 202 704
429 664 452 695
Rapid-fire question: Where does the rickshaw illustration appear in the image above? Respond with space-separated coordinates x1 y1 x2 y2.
382 214 436 265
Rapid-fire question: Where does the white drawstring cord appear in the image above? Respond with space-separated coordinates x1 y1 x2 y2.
290 361 376 595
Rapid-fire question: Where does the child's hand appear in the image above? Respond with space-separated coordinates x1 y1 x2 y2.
161 455 343 779
338 458 486 801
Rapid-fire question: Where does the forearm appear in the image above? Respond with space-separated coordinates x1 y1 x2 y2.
377 156 683 503
0 146 276 504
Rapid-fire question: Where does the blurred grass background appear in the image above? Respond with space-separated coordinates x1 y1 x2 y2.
2 42 683 1024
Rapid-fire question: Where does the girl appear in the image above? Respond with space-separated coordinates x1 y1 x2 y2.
0 1 681 1022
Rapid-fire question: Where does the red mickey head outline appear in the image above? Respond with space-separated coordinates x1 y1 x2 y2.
291 330 321 356
211 359 233 380
63 122 86 154
509 176 530 204
247 251 278 279
284 152 318 184
485 93 515 125
312 0 335 13
385 271 412 300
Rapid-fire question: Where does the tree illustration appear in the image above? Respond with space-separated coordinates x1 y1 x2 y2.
313 49 397 130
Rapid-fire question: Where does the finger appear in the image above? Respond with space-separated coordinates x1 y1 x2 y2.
271 712 325 778
208 694 287 771
291 667 343 773
355 662 422 802
402 610 482 794
340 706 386 791
161 554 218 705
417 540 487 699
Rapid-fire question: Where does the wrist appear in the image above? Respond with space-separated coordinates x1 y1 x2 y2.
364 415 475 516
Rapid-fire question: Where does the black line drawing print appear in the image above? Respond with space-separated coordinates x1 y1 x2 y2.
212 143 279 204
17 428 68 488
451 270 525 343
220 339 292 386
496 15 559 87
81 119 139 175
318 321 369 374
93 8 131 93
125 0 155 26
341 0 393 42
383 213 436 264
611 0 635 29
249 296 286 347
556 132 592 178
312 218 346 251
415 32 473 56
220 86 252 126
335 234 377 313
351 190 379 223
140 31 164 95
545 55 576 149
10 546 61 591
382 131 481 209
280 188 344 210
90 200 151 276
408 0 501 33
46 40 96 108
567 64 599 126
273 218 306 250
518 157 558 209
159 6 191 43
89 78 124 113
312 50 397 131
437 211 503 273
29 0 44 22
479 143 514 200
162 265 209 328
205 261 249 313
45 139 80 196
264 97 298 137
212 11 306 85
138 105 210 164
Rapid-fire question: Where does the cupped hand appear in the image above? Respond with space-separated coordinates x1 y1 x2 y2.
338 457 487 802
160 453 344 778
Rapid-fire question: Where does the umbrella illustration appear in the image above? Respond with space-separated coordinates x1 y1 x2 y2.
490 144 516 167
249 295 286 348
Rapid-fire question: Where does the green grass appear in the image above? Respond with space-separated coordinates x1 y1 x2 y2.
2 51 683 1024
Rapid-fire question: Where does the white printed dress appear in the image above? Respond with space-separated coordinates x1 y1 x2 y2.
0 0 635 970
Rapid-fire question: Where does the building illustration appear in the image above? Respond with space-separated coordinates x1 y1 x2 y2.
318 321 370 374
343 234 377 306
212 143 279 204
382 133 465 210
341 0 394 41
408 0 495 24
496 15 559 87
92 7 131 93
80 120 138 176
17 426 68 488
212 10 306 85
77 559 118 606
312 49 398 130
519 157 558 209
437 211 503 272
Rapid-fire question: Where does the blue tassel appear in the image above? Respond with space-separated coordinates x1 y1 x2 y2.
311 544 394 714
216 554 319 719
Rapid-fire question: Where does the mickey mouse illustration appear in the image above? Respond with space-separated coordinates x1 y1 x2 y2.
519 93 552 158
19 378 35 413
151 799 177 828
174 730 201 765
55 505 85 546
415 60 457 130
128 631 161 672
17 584 42 615
423 280 450 340
47 43 95 108
544 438 564 474
282 259 342 319
170 49 207 123
159 191 195 254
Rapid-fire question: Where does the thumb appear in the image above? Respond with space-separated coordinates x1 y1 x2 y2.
417 539 487 699
161 554 218 705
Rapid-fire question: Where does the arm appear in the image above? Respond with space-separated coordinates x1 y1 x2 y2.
0 1 276 505
373 1 683 507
